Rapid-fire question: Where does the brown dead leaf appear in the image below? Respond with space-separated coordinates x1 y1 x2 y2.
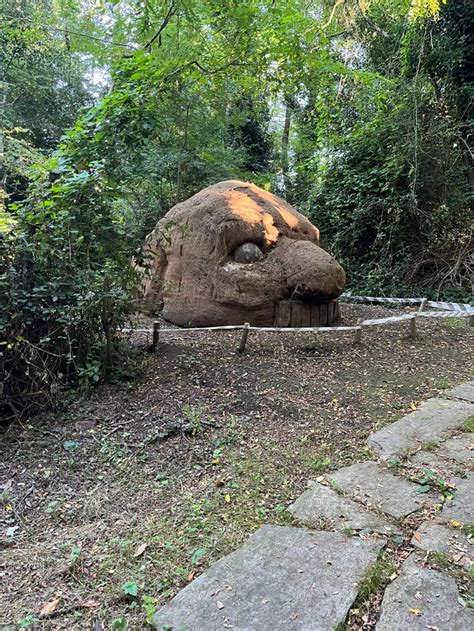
413 531 422 542
40 597 61 616
79 601 100 608
133 542 147 558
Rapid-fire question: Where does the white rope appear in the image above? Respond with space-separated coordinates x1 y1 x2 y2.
362 310 469 326
122 325 243 333
342 292 421 305
418 310 470 319
121 309 470 336
362 313 416 326
123 325 361 334
426 300 472 313
341 291 472 313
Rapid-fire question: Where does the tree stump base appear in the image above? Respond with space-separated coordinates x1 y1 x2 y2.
275 299 340 327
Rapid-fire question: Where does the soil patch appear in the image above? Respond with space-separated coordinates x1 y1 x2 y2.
1 304 473 629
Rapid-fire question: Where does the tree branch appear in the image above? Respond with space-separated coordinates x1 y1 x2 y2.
144 2 178 51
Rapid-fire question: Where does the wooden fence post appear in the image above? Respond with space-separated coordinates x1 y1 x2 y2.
238 323 250 354
409 315 417 338
354 318 363 344
152 321 160 352
418 298 428 313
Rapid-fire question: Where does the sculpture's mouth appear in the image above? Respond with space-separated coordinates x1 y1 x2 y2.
275 299 340 327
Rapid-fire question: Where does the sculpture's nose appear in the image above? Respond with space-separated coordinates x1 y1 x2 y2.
269 237 346 301
268 237 345 327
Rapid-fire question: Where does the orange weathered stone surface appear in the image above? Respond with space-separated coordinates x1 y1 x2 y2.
139 180 345 326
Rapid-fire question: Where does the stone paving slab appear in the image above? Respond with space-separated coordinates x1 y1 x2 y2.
411 521 473 564
376 554 473 630
288 480 397 534
153 525 385 631
329 462 433 519
441 473 474 525
410 435 473 475
368 398 474 460
448 381 474 403
410 450 450 470
438 434 474 464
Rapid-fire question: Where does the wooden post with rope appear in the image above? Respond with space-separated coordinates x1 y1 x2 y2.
152 321 160 352
354 318 363 344
238 323 250 353
418 298 428 313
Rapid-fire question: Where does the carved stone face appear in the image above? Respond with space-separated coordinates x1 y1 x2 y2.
141 180 345 326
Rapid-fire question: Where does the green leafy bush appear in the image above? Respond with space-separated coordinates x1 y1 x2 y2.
0 151 141 419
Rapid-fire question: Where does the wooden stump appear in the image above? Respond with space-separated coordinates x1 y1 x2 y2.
276 301 291 327
319 303 328 326
301 305 312 328
275 300 340 327
291 302 303 327
310 304 321 327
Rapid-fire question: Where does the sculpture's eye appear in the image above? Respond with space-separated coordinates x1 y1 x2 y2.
233 242 264 263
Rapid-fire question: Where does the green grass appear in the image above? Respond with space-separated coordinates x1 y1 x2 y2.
95 445 299 613
441 317 465 330
343 551 397 628
355 552 397 603
429 550 451 568
429 550 474 590
462 415 474 433
309 458 332 472
420 440 439 451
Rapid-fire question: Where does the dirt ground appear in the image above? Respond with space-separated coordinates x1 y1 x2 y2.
1 304 473 630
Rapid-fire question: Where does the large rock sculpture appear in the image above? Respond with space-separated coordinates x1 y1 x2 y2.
140 180 345 327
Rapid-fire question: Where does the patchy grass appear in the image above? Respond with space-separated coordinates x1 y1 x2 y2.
461 415 474 433
427 550 473 597
1 304 473 629
354 550 397 603
441 317 466 330
420 440 440 452
435 377 452 390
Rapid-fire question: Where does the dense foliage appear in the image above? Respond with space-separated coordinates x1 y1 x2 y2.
293 0 473 297
1 0 472 418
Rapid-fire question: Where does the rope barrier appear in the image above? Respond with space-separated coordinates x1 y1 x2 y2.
122 325 244 333
122 309 470 336
341 292 472 313
362 310 470 327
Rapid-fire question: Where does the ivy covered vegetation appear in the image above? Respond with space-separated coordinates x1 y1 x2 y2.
1 0 472 418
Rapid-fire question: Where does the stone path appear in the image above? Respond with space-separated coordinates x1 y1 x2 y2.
376 554 473 630
154 381 474 630
154 526 384 630
329 461 435 519
288 480 396 534
367 397 473 461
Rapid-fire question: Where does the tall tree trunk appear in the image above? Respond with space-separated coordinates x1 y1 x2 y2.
281 101 292 191
0 71 8 195
176 103 190 199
